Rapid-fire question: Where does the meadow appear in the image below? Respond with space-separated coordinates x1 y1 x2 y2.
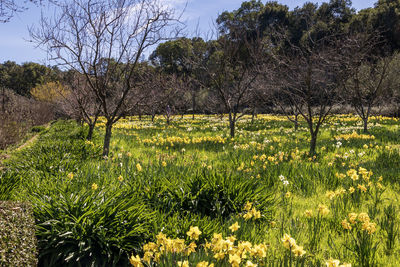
1 114 400 267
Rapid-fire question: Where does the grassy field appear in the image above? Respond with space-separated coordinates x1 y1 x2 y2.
2 114 400 266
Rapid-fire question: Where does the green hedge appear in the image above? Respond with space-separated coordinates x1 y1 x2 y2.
0 201 37 266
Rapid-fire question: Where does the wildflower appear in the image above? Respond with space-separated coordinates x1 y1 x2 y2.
161 161 167 167
67 172 74 180
177 260 189 267
318 204 330 216
377 182 384 190
251 208 261 219
129 255 143 267
325 258 340 267
270 221 277 227
357 184 367 192
348 213 357 224
187 226 202 240
341 219 352 230
281 233 296 249
245 261 258 267
156 232 167 245
304 210 313 218
325 191 336 200
213 252 225 260
293 245 306 257
229 222 240 232
142 251 153 264
186 242 197 255
251 244 267 258
229 253 241 267
348 187 355 194
362 221 377 234
358 213 370 223
118 175 123 182
244 202 252 211
285 191 292 198
91 183 98 190
136 163 142 172
196 261 213 267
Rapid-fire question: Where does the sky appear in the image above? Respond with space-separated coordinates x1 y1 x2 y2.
0 0 377 65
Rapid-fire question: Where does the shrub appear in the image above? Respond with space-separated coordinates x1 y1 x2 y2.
33 189 155 266
0 201 38 267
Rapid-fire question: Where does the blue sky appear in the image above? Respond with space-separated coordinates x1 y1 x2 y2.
0 0 376 65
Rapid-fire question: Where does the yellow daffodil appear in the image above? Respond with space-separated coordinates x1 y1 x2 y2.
229 221 240 232
187 226 202 240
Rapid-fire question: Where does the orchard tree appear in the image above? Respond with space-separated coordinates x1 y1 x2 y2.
31 0 181 156
271 32 344 155
340 33 400 132
150 37 207 119
203 33 262 138
60 70 102 140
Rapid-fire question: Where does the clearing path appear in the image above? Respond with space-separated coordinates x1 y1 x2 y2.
0 124 50 168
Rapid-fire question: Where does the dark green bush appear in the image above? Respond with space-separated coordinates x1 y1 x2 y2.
0 201 38 267
0 170 21 200
33 189 154 267
167 171 275 220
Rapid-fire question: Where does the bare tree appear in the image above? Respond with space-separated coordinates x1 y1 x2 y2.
141 70 186 124
59 70 102 140
340 33 398 132
199 31 263 138
30 0 181 156
0 0 49 23
271 34 343 155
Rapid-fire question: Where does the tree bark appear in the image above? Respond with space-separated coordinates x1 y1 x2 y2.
309 133 317 156
87 123 95 140
102 122 113 157
192 90 196 120
229 112 235 138
363 118 368 133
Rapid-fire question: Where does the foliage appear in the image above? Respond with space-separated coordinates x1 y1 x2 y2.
30 81 69 103
0 201 37 267
2 114 400 266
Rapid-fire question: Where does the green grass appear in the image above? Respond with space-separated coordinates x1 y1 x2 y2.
1 114 400 266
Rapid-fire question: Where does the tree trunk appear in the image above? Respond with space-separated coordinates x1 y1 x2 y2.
102 122 113 157
192 90 196 120
229 112 235 138
151 113 156 122
251 107 256 124
86 123 95 140
363 118 368 133
309 133 317 156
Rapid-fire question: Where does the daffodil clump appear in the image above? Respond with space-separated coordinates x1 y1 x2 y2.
341 212 377 235
129 223 268 267
281 234 306 257
334 131 375 141
242 202 261 221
